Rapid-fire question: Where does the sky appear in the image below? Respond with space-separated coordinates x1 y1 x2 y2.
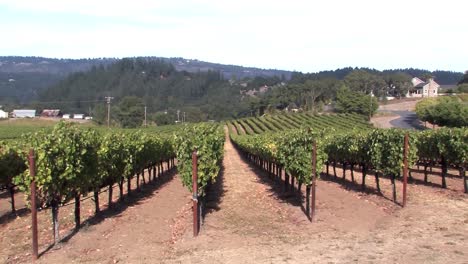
0 0 467 73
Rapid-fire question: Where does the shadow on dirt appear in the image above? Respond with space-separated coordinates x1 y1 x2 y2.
39 167 177 257
232 145 308 218
203 163 225 218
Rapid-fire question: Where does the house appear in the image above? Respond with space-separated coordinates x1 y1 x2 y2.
62 114 71 119
73 114 84 119
0 109 8 118
408 77 439 97
12 109 36 118
41 109 61 117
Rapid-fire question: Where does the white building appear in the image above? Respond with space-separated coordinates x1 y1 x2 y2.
408 77 439 97
73 114 84 119
62 114 71 119
0 109 8 118
12 109 36 118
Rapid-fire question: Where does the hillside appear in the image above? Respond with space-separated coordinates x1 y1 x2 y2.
1 56 463 105
0 56 291 104
38 58 254 123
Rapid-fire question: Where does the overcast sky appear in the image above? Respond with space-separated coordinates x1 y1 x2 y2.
0 0 466 73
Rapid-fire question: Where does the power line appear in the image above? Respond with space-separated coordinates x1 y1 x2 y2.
6 99 107 105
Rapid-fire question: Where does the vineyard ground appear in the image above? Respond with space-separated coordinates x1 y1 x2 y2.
1 131 467 263
0 162 190 263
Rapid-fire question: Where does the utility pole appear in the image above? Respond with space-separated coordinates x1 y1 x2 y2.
144 105 147 127
177 110 180 122
183 112 186 123
105 96 114 128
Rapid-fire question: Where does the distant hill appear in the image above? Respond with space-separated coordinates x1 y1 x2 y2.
0 56 292 103
0 56 463 105
38 58 253 121
0 57 117 103
293 67 463 85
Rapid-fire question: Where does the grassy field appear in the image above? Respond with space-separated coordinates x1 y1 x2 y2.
457 93 468 102
0 118 58 140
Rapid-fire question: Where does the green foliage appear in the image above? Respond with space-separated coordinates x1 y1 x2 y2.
277 129 328 184
232 112 466 189
384 72 413 98
458 71 468 85
457 84 468 93
150 112 173 126
416 128 467 166
174 124 224 196
8 121 175 208
97 132 131 188
416 97 468 127
457 93 468 102
116 96 145 128
0 143 27 187
415 97 439 123
344 70 386 96
39 58 250 123
367 129 418 176
230 112 372 136
14 122 99 206
263 79 340 112
335 86 378 118
325 129 419 176
0 119 57 140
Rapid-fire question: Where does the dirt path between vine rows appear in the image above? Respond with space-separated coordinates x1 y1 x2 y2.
166 129 468 263
165 130 401 263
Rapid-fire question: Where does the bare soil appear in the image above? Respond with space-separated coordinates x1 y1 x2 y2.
371 115 399 128
378 99 420 112
1 131 467 263
372 99 425 129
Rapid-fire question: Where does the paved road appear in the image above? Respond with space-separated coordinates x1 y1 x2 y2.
388 110 426 130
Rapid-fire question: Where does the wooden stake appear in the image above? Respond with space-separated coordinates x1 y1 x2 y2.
29 149 38 261
311 141 317 221
402 133 409 207
192 150 199 237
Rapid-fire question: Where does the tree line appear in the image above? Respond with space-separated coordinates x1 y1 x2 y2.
13 57 466 127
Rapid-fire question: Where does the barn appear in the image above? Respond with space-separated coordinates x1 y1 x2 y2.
0 109 8 118
12 109 36 118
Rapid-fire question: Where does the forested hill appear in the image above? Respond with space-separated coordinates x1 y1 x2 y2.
291 67 463 85
39 58 253 122
0 56 291 104
0 56 463 105
0 57 117 104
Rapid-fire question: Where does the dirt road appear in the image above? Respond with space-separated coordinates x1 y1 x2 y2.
373 99 426 129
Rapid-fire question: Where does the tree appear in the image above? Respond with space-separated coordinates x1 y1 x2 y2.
384 72 413 98
457 84 468 93
301 79 340 112
335 86 378 118
115 96 145 128
458 71 468 85
415 97 468 127
420 73 435 82
344 70 386 97
415 98 439 125
151 112 173 126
